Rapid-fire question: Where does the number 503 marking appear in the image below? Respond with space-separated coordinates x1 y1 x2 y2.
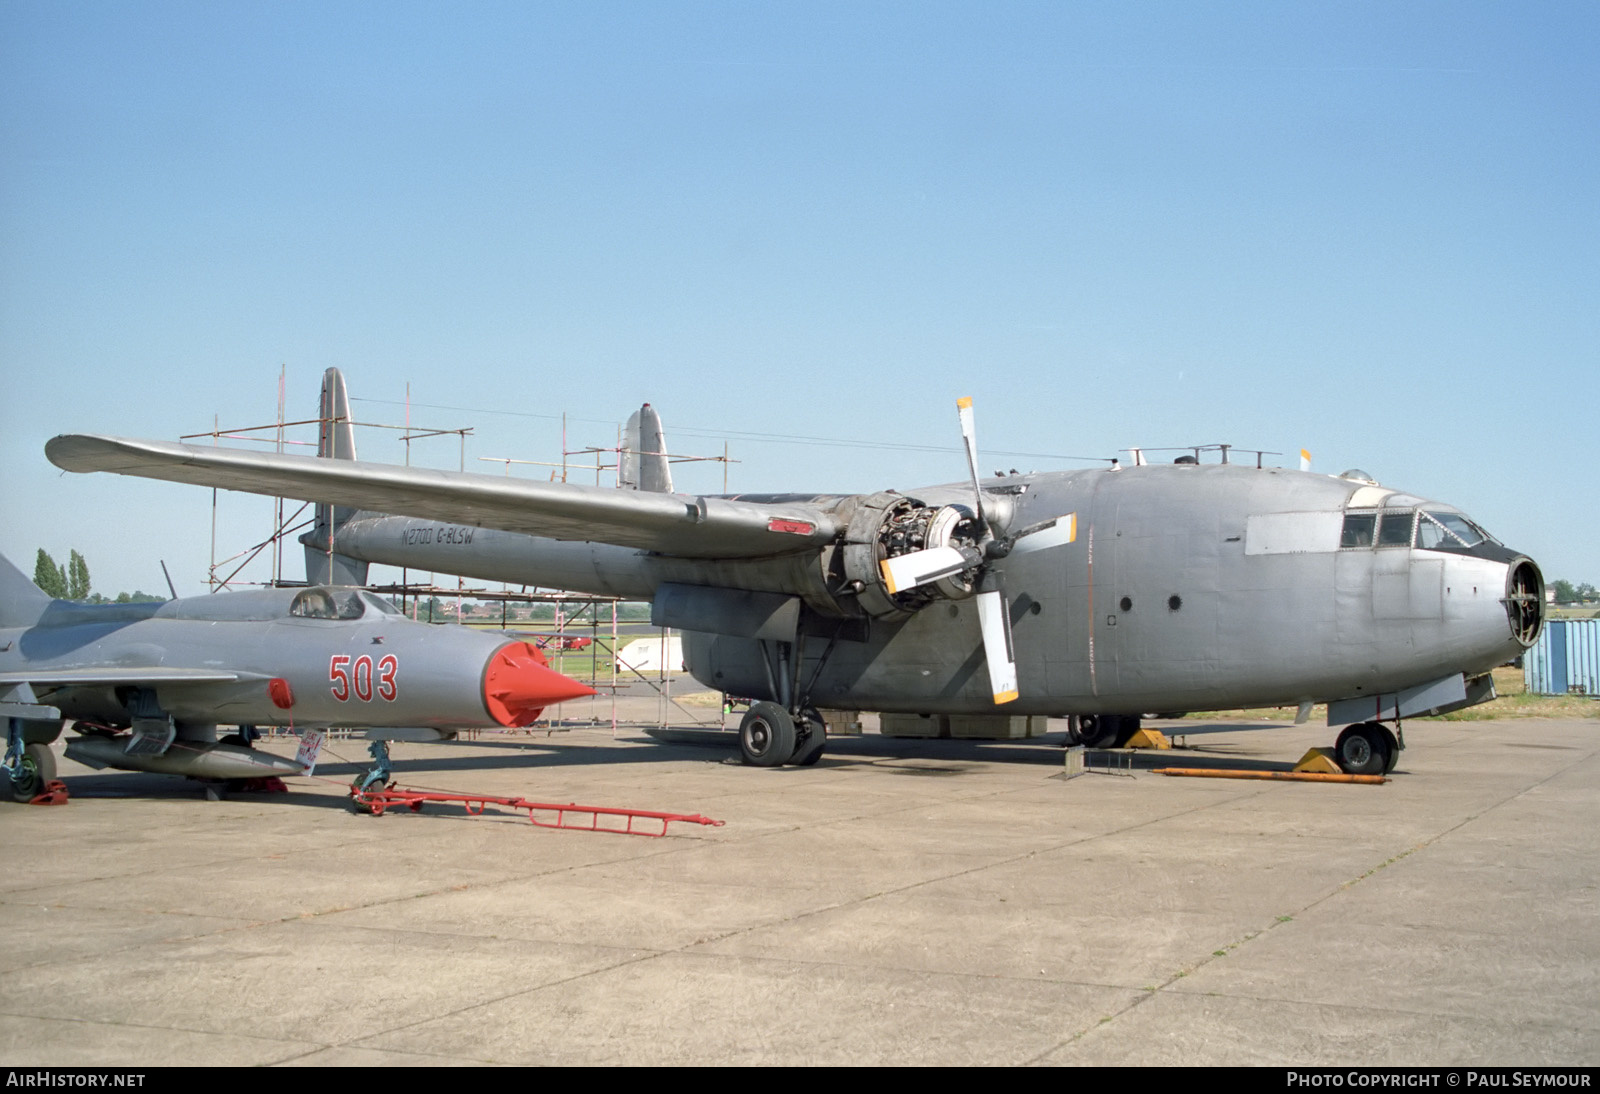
330 654 399 702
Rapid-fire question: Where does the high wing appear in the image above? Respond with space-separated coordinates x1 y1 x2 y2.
46 435 837 559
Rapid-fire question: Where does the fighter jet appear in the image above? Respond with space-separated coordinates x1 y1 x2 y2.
0 552 594 802
46 375 1544 775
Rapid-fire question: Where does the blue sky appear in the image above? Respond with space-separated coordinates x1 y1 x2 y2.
2 1 1595 596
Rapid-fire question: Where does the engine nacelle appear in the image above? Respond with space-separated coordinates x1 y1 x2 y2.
840 492 988 620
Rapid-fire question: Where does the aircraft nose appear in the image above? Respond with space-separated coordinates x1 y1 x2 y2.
482 641 597 727
1505 556 1545 649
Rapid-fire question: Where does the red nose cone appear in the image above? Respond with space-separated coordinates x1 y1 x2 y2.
482 641 596 727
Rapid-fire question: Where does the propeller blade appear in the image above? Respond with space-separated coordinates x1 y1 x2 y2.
956 396 986 527
975 587 1018 704
1006 512 1077 556
880 545 981 595
1300 448 1312 472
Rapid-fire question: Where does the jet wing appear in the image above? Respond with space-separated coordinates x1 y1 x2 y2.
47 435 838 559
0 668 252 686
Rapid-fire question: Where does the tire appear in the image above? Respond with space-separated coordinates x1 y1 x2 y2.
8 743 56 802
1334 723 1391 776
789 709 827 767
1074 714 1122 749
1111 715 1141 748
1378 725 1401 774
738 702 796 767
1062 716 1086 747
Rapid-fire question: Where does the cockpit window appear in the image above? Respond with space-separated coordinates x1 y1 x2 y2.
289 588 367 620
1340 512 1376 548
1425 511 1484 547
360 593 404 616
1377 509 1415 547
1414 511 1484 551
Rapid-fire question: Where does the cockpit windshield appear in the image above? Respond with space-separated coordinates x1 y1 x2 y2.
1341 506 1498 552
289 587 367 620
360 593 404 616
1416 510 1487 550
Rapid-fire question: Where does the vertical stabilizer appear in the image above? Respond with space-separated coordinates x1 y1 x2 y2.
300 368 371 586
0 553 52 628
619 403 673 493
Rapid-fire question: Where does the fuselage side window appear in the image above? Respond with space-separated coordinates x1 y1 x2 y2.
1378 509 1415 547
1340 511 1376 548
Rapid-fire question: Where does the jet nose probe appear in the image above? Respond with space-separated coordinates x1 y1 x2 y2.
483 641 597 726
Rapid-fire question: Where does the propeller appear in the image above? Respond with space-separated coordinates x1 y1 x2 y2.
877 397 1077 705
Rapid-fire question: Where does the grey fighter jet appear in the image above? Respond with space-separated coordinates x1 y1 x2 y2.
46 378 1543 776
0 552 594 801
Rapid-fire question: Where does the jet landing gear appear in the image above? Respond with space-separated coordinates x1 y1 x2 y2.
5 719 60 803
1333 722 1402 776
5 744 57 803
350 740 395 812
736 702 827 768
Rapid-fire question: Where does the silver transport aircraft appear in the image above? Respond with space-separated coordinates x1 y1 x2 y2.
46 370 1544 775
0 551 594 801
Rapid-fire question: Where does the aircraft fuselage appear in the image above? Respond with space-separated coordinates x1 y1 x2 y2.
322 461 1541 717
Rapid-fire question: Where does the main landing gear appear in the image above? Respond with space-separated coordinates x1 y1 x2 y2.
1333 722 1402 776
737 702 827 768
1063 714 1141 749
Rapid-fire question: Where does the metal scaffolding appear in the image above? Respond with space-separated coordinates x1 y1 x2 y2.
192 368 732 733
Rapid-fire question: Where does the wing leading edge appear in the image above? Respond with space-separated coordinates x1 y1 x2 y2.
46 435 837 559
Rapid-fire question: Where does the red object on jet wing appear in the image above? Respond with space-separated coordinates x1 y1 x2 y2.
482 641 596 726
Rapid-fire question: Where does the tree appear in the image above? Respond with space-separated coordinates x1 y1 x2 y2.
66 550 91 600
1551 579 1577 604
33 549 67 598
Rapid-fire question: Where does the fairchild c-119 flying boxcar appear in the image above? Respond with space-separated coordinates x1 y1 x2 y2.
45 371 1543 775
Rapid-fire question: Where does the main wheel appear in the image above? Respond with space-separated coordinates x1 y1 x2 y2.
738 702 796 767
8 743 56 802
1073 714 1120 749
1334 723 1391 776
1111 715 1141 748
1378 725 1401 773
789 708 827 767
